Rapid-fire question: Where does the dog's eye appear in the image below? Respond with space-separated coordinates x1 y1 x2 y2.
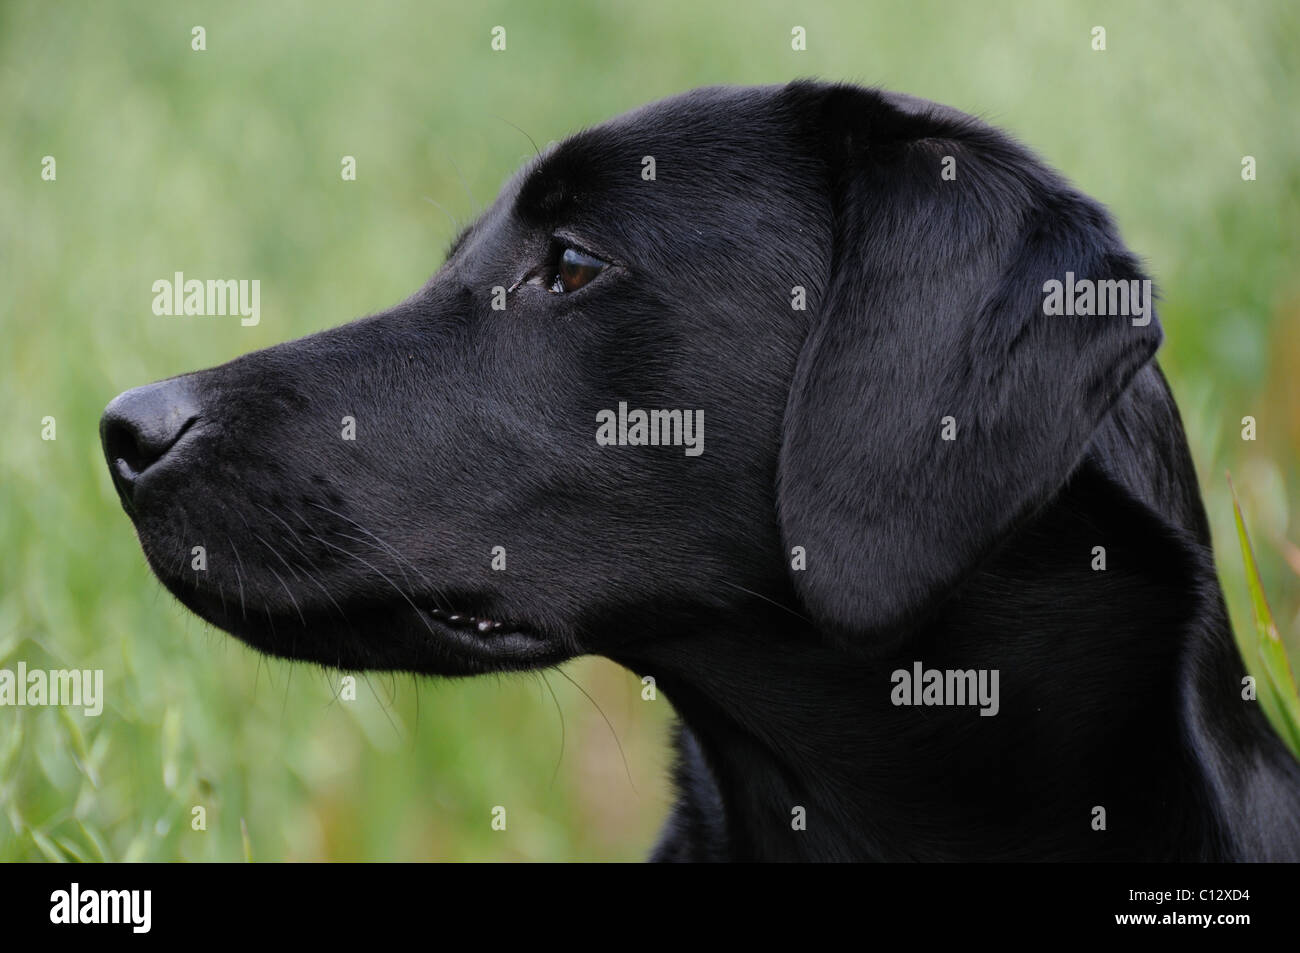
551 247 607 293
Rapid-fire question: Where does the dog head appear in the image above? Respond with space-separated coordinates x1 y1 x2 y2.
101 81 1160 674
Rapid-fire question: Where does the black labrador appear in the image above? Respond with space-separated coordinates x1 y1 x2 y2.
100 81 1300 861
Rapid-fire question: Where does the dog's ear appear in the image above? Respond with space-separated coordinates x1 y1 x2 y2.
777 84 1163 651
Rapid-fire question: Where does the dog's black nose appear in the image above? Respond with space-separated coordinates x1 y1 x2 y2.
100 380 200 507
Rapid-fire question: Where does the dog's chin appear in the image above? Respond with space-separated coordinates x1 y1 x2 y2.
147 561 571 677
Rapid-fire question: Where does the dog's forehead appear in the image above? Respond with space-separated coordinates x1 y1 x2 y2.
507 86 801 220
442 84 837 271
597 83 786 134
446 82 977 269
507 83 973 213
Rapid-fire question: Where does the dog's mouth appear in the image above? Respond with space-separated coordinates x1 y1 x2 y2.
419 605 564 671
426 607 513 635
142 542 570 675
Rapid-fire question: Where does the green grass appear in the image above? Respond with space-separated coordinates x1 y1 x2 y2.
2 0 1298 860
1230 475 1300 757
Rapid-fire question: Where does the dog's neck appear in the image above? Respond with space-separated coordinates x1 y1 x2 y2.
614 618 923 861
615 593 1199 861
611 476 1247 861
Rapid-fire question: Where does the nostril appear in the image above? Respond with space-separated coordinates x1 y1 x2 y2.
101 408 196 476
99 381 201 503
104 416 196 475
103 416 154 476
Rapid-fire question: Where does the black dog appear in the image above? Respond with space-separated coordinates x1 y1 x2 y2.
101 81 1300 861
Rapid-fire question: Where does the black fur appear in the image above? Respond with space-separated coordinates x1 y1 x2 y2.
101 81 1300 861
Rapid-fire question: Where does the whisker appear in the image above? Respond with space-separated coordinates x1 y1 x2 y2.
306 532 441 642
420 195 460 233
540 671 566 791
282 660 294 718
362 672 403 741
249 534 307 627
251 531 302 581
719 580 813 624
302 501 450 610
447 154 480 215
495 115 542 160
253 501 309 551
410 673 422 741
254 503 351 623
225 537 248 621
556 666 636 796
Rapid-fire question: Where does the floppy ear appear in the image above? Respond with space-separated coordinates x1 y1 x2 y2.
777 85 1163 650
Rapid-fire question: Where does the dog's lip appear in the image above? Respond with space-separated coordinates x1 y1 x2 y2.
153 570 567 671
425 606 511 635
420 606 563 666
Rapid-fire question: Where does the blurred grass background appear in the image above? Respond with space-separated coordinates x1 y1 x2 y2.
1 0 1298 861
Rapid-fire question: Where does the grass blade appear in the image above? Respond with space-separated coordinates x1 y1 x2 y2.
1228 473 1300 758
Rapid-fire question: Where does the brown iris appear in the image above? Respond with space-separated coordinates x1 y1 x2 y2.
551 247 607 293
